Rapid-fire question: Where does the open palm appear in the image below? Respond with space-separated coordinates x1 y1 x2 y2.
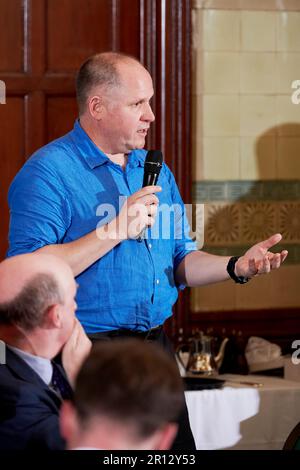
235 233 288 279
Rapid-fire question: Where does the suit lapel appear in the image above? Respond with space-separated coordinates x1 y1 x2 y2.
5 347 64 408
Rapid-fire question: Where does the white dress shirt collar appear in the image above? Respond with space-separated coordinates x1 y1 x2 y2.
8 345 53 386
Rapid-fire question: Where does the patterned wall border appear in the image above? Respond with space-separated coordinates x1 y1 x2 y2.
193 180 300 202
193 180 300 264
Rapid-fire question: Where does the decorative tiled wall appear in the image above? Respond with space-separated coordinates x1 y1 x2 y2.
191 4 300 311
194 181 300 262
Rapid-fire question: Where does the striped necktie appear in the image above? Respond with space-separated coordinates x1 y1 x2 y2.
51 361 73 400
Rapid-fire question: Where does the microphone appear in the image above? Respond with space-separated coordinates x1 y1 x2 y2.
142 150 163 187
137 150 163 242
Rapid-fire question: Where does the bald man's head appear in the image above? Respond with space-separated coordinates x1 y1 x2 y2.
0 254 75 331
76 52 146 115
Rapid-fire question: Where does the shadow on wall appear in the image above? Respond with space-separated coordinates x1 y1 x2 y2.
203 123 300 256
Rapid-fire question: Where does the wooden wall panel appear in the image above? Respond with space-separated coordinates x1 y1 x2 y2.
190 309 300 356
47 0 113 71
0 97 25 253
0 0 24 72
46 96 78 142
117 0 140 55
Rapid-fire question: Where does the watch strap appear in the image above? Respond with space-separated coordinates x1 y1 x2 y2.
226 256 249 284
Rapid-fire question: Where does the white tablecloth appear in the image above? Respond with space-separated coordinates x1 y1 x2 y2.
185 374 300 450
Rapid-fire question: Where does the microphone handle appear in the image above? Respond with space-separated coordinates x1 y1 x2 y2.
143 172 159 187
136 228 146 243
137 172 159 242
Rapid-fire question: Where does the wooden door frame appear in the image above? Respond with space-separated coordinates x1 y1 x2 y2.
138 0 193 342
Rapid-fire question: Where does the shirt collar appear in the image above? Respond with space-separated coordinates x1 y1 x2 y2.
127 149 146 169
71 119 109 169
71 119 146 170
8 345 53 386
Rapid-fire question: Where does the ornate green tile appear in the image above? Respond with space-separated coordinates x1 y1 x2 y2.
192 180 300 264
193 180 300 202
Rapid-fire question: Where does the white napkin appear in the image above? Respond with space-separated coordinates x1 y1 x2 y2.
185 387 260 449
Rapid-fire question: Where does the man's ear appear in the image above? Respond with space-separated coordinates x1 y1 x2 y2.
59 400 78 446
45 304 62 329
154 423 178 451
88 95 106 120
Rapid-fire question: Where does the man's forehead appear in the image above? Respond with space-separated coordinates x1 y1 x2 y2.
120 74 154 100
116 58 147 74
90 62 154 103
117 61 153 84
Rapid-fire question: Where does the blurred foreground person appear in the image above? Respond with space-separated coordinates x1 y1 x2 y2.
60 339 183 450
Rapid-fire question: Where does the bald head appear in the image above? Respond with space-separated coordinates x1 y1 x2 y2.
76 52 146 115
0 254 75 331
0 253 73 304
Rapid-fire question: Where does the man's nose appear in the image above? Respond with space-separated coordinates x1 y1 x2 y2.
142 103 155 122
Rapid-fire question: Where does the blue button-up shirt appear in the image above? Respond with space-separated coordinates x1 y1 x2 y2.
8 120 196 333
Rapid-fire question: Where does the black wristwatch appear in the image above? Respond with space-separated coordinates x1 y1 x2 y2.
226 256 249 284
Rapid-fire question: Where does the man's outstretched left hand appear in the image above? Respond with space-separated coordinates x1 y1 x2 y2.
235 233 288 279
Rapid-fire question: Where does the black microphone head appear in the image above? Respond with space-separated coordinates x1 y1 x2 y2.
143 150 163 187
144 150 163 173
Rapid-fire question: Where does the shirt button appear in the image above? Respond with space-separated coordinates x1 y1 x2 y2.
149 243 152 249
156 279 160 285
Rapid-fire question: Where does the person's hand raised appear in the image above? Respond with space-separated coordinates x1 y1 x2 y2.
62 318 92 386
235 233 288 279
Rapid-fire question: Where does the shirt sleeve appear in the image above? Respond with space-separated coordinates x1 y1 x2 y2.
7 159 72 257
164 165 197 289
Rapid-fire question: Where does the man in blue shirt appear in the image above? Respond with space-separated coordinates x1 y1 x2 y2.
8 52 288 449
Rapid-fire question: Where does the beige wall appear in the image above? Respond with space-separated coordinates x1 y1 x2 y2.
192 2 300 312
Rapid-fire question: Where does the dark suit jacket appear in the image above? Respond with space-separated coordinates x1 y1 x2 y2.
0 347 70 450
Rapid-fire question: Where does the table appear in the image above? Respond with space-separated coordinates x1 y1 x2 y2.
185 374 300 450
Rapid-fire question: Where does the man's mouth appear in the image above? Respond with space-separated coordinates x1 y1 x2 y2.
137 129 148 135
